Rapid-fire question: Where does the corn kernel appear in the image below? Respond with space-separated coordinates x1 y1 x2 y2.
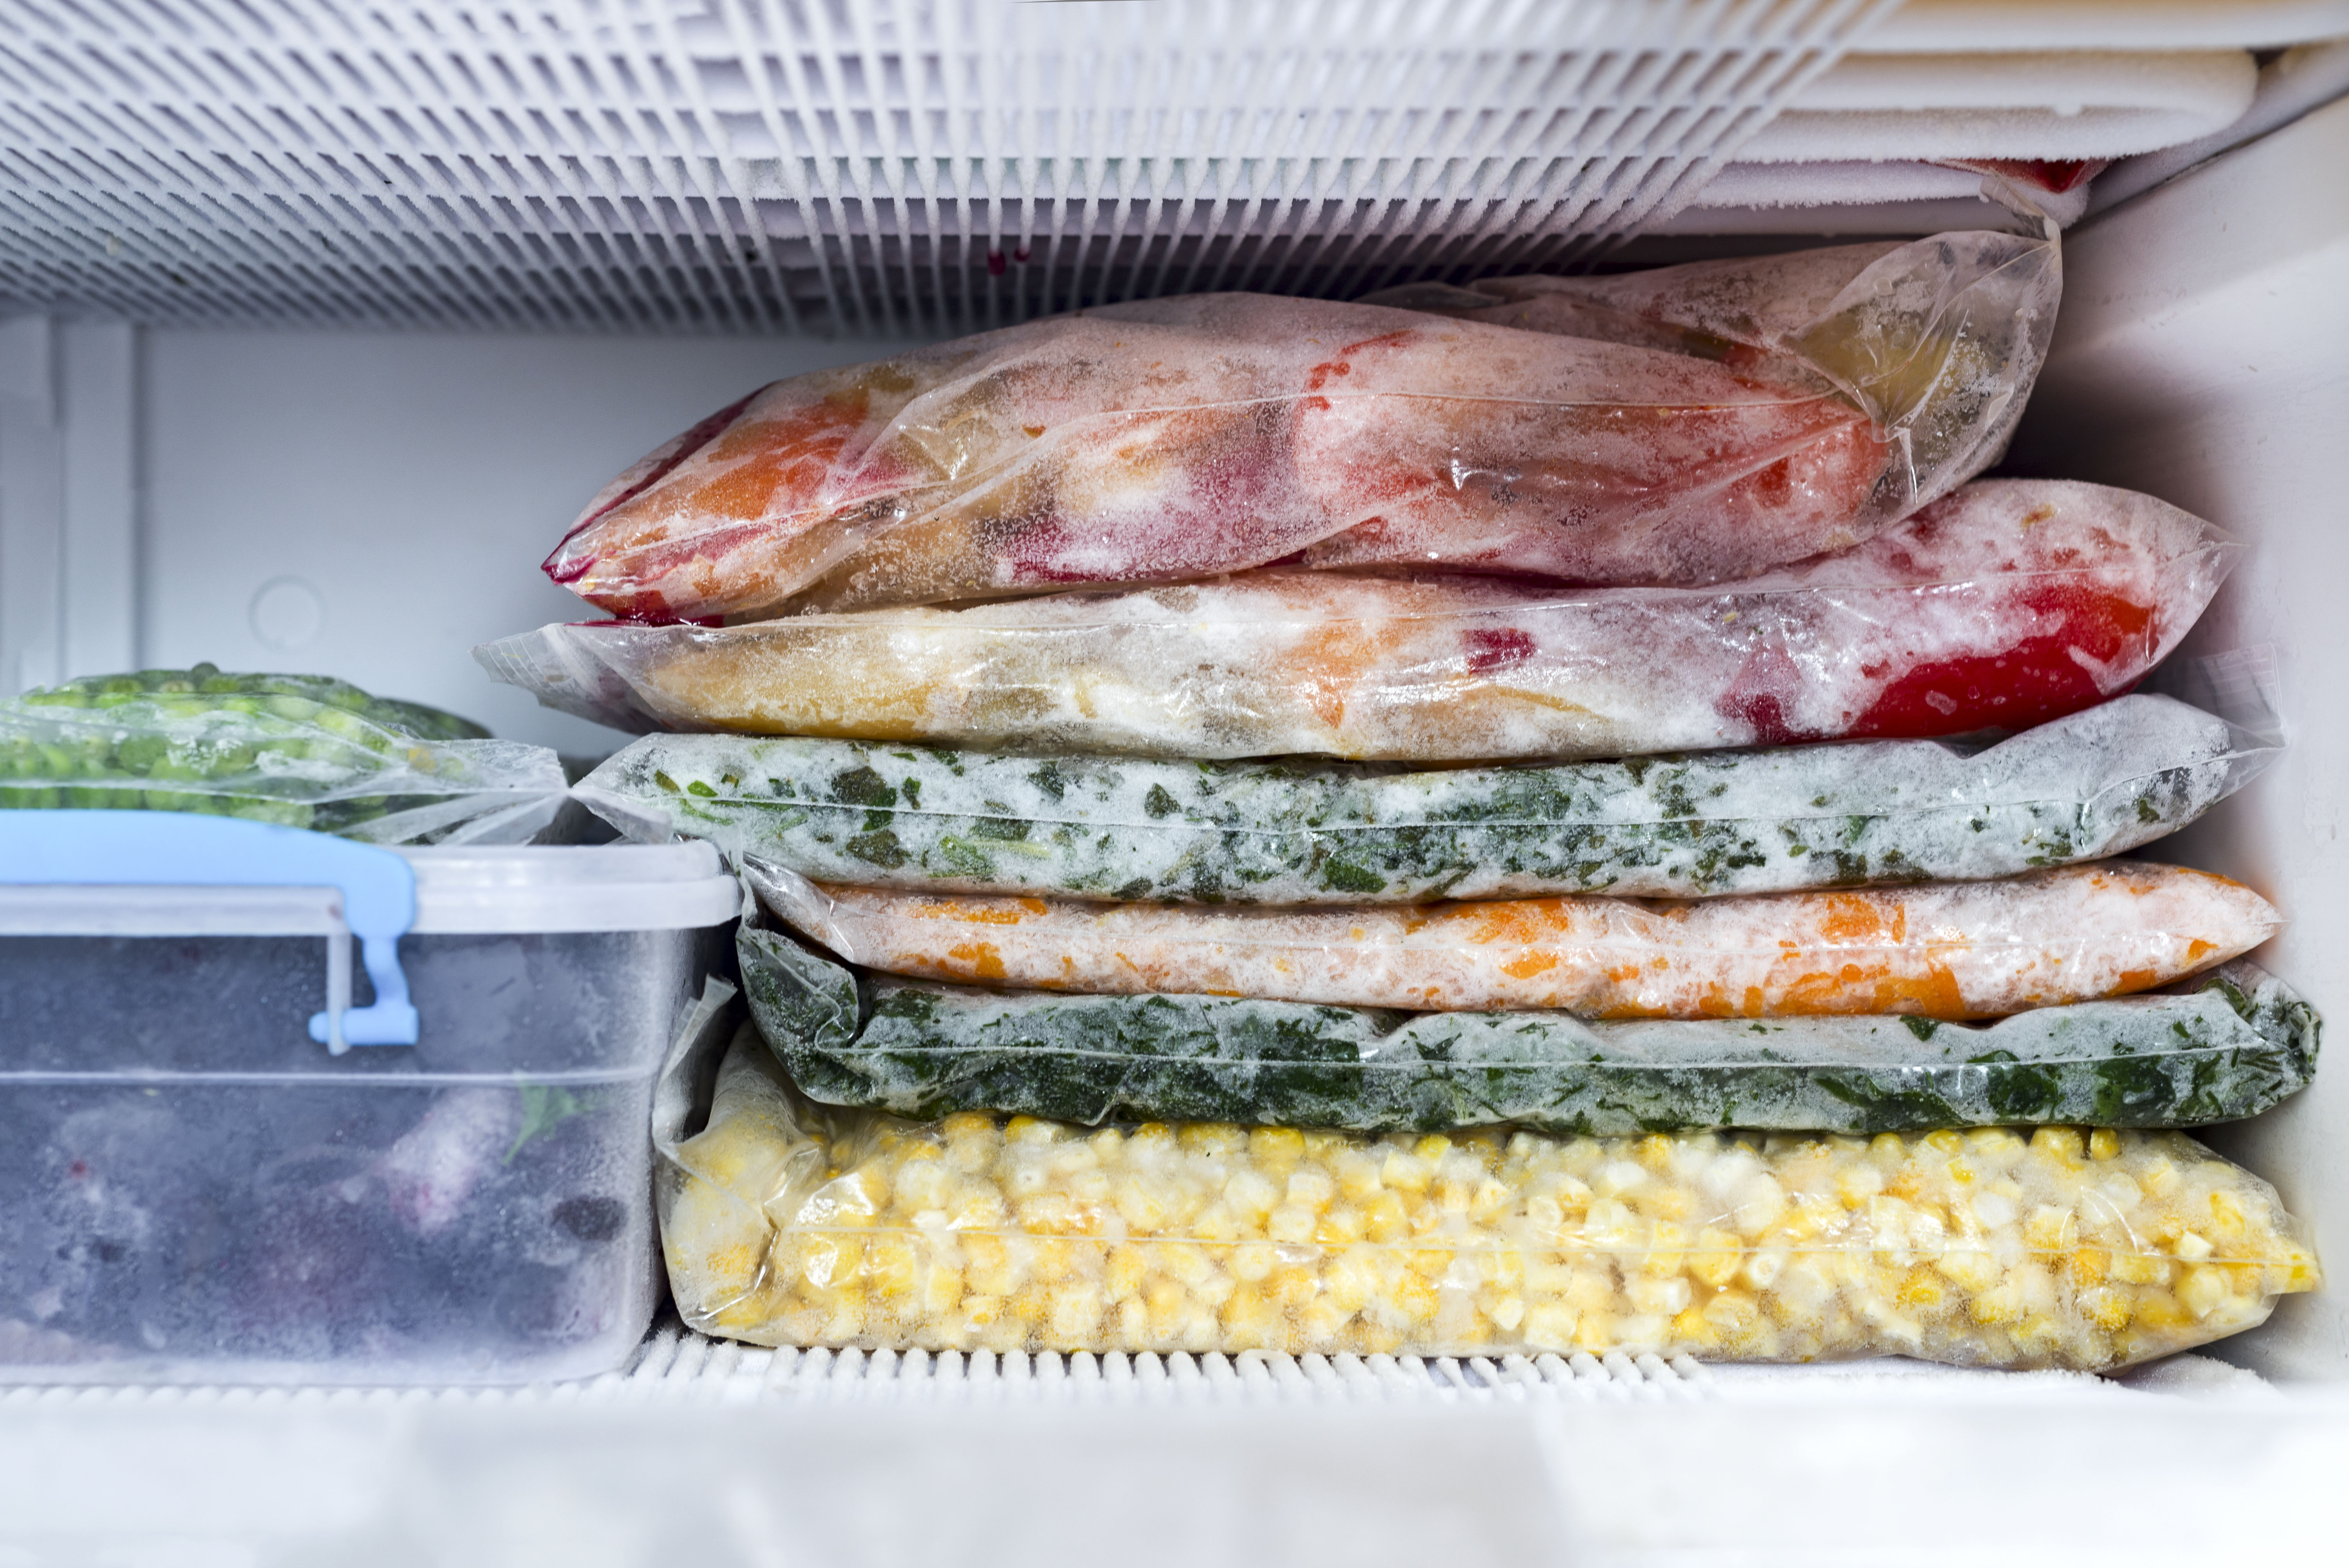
1686 1228 1743 1289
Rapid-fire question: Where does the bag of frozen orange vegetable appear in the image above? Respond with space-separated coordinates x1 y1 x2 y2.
747 859 2280 1021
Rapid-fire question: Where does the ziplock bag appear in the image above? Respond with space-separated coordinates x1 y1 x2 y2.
545 230 2055 622
660 1030 2317 1370
486 480 2232 761
738 927 2317 1134
749 859 2280 1020
0 664 570 845
578 694 2259 902
1327 229 2058 577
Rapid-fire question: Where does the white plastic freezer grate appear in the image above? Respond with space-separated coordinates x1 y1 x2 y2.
616 1326 1722 1405
3 0 1911 333
2 1323 2253 1408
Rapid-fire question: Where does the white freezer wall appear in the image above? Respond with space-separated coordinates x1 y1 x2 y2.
136 329 923 755
2007 94 2349 1378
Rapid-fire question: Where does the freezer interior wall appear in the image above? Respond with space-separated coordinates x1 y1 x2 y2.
2004 94 2349 1382
23 97 2347 1379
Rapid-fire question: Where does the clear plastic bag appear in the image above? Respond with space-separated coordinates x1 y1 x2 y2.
1353 229 2058 558
484 480 2234 761
578 694 2262 903
0 664 570 845
748 859 2280 1020
659 1028 2319 1370
544 232 2055 622
737 923 2318 1134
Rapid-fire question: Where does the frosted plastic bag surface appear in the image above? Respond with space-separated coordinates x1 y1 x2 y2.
545 232 2055 622
738 927 2318 1133
660 1029 2318 1370
750 860 2279 1020
579 695 2258 902
0 664 570 845
484 481 2233 761
1331 230 2057 577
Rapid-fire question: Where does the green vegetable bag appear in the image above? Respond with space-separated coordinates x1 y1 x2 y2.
736 920 2317 1137
581 695 2262 903
0 664 568 843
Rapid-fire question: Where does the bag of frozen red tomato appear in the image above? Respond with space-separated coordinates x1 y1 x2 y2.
545 231 2057 623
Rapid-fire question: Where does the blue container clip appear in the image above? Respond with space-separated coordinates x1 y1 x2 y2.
0 811 419 1051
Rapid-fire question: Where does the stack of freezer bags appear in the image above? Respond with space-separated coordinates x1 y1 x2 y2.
510 233 2322 1371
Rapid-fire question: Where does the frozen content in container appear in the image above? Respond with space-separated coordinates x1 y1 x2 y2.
543 230 2057 622
737 927 2317 1133
580 694 2257 903
662 1030 2318 1370
0 662 569 845
751 860 2279 1020
0 1069 658 1375
486 481 2233 759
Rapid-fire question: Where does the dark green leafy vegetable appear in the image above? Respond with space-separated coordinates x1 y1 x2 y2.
738 927 2316 1135
583 695 2262 902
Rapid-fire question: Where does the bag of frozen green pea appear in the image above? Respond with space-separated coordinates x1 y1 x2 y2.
0 663 570 844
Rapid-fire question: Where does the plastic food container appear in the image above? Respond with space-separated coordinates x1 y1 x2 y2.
0 811 738 1385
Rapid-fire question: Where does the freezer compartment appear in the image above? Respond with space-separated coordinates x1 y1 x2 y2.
0 841 739 1384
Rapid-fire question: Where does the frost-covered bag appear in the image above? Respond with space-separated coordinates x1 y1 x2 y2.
578 695 2260 903
660 1028 2317 1369
1349 230 2057 572
544 232 2055 622
0 664 570 845
737 927 2317 1134
485 480 2232 761
749 859 2279 1021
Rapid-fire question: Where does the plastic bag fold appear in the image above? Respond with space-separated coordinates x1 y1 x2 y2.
545 230 2055 622
578 694 2262 903
486 480 2233 761
660 1027 2317 1370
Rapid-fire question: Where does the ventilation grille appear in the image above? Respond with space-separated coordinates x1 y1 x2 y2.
0 0 1902 334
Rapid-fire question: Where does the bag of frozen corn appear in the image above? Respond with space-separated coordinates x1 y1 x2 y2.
484 481 2231 759
0 663 570 844
659 1027 2317 1370
747 859 2278 1020
543 231 2055 622
578 694 2260 903
734 925 2318 1135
